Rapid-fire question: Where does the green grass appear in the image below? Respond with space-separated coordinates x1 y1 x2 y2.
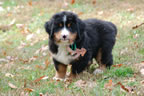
0 0 144 96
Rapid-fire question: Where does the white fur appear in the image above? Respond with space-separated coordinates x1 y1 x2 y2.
61 27 70 37
52 44 74 65
63 15 67 22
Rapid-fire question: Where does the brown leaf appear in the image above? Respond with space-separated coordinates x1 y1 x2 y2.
28 1 32 6
75 80 87 88
112 64 123 67
44 59 50 70
105 80 113 88
19 58 29 64
24 88 34 92
71 0 75 5
8 82 17 89
78 12 84 16
92 0 96 5
39 93 44 96
34 76 45 82
116 82 129 92
35 65 44 70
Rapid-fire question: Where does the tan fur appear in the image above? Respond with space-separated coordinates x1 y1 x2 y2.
96 48 106 71
54 64 67 79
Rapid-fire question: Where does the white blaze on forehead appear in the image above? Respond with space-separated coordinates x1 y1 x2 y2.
61 15 69 36
63 15 67 22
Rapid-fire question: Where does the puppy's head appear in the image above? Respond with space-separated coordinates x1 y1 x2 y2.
45 11 85 45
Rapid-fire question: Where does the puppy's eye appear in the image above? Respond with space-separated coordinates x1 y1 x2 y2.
67 23 71 27
59 23 62 27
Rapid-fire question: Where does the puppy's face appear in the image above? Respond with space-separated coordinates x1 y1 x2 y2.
45 11 85 45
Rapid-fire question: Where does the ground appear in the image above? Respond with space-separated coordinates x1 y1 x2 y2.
0 0 144 96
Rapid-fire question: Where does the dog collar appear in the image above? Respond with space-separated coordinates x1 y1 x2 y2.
70 43 77 51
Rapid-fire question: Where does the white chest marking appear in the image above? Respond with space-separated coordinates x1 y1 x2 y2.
53 45 73 65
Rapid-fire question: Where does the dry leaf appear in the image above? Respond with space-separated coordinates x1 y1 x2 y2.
116 82 129 92
0 58 9 62
140 68 144 76
8 82 17 89
92 0 96 5
75 80 87 88
42 76 49 80
127 8 134 12
78 12 84 16
5 73 14 78
20 92 29 96
39 93 44 96
44 59 50 70
112 64 123 67
34 76 46 82
24 88 34 92
35 65 44 70
26 34 34 41
28 1 32 6
104 80 113 88
71 0 75 5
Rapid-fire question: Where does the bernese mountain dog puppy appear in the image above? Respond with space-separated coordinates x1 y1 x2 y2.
44 11 117 81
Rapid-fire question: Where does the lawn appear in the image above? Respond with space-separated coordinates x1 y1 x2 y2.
0 0 144 96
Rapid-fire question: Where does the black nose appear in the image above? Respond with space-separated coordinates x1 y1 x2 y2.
62 35 67 39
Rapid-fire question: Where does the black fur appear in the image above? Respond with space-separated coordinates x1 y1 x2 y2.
45 11 117 74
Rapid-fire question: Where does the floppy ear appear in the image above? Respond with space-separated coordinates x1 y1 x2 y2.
44 20 54 38
76 18 85 40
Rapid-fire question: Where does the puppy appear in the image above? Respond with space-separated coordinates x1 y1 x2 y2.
44 11 117 80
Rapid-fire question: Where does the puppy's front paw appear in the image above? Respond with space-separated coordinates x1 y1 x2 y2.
53 76 64 81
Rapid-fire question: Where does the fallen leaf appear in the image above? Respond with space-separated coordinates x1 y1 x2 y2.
34 76 46 82
0 6 4 12
24 88 34 92
26 34 34 41
104 80 113 88
140 80 144 84
44 59 50 69
112 64 123 67
29 56 38 62
78 12 84 16
17 41 27 49
20 92 29 96
8 82 17 89
116 82 129 92
39 93 44 96
5 73 14 78
127 8 134 12
71 0 75 5
35 65 44 70
19 58 29 64
0 58 9 62
92 0 96 5
42 76 49 80
75 80 87 88
140 68 144 76
28 1 32 6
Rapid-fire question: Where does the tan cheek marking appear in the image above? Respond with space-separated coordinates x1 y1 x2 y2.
55 64 67 79
69 33 77 43
54 31 62 42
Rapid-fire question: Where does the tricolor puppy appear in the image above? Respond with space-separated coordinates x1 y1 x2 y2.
44 11 117 80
